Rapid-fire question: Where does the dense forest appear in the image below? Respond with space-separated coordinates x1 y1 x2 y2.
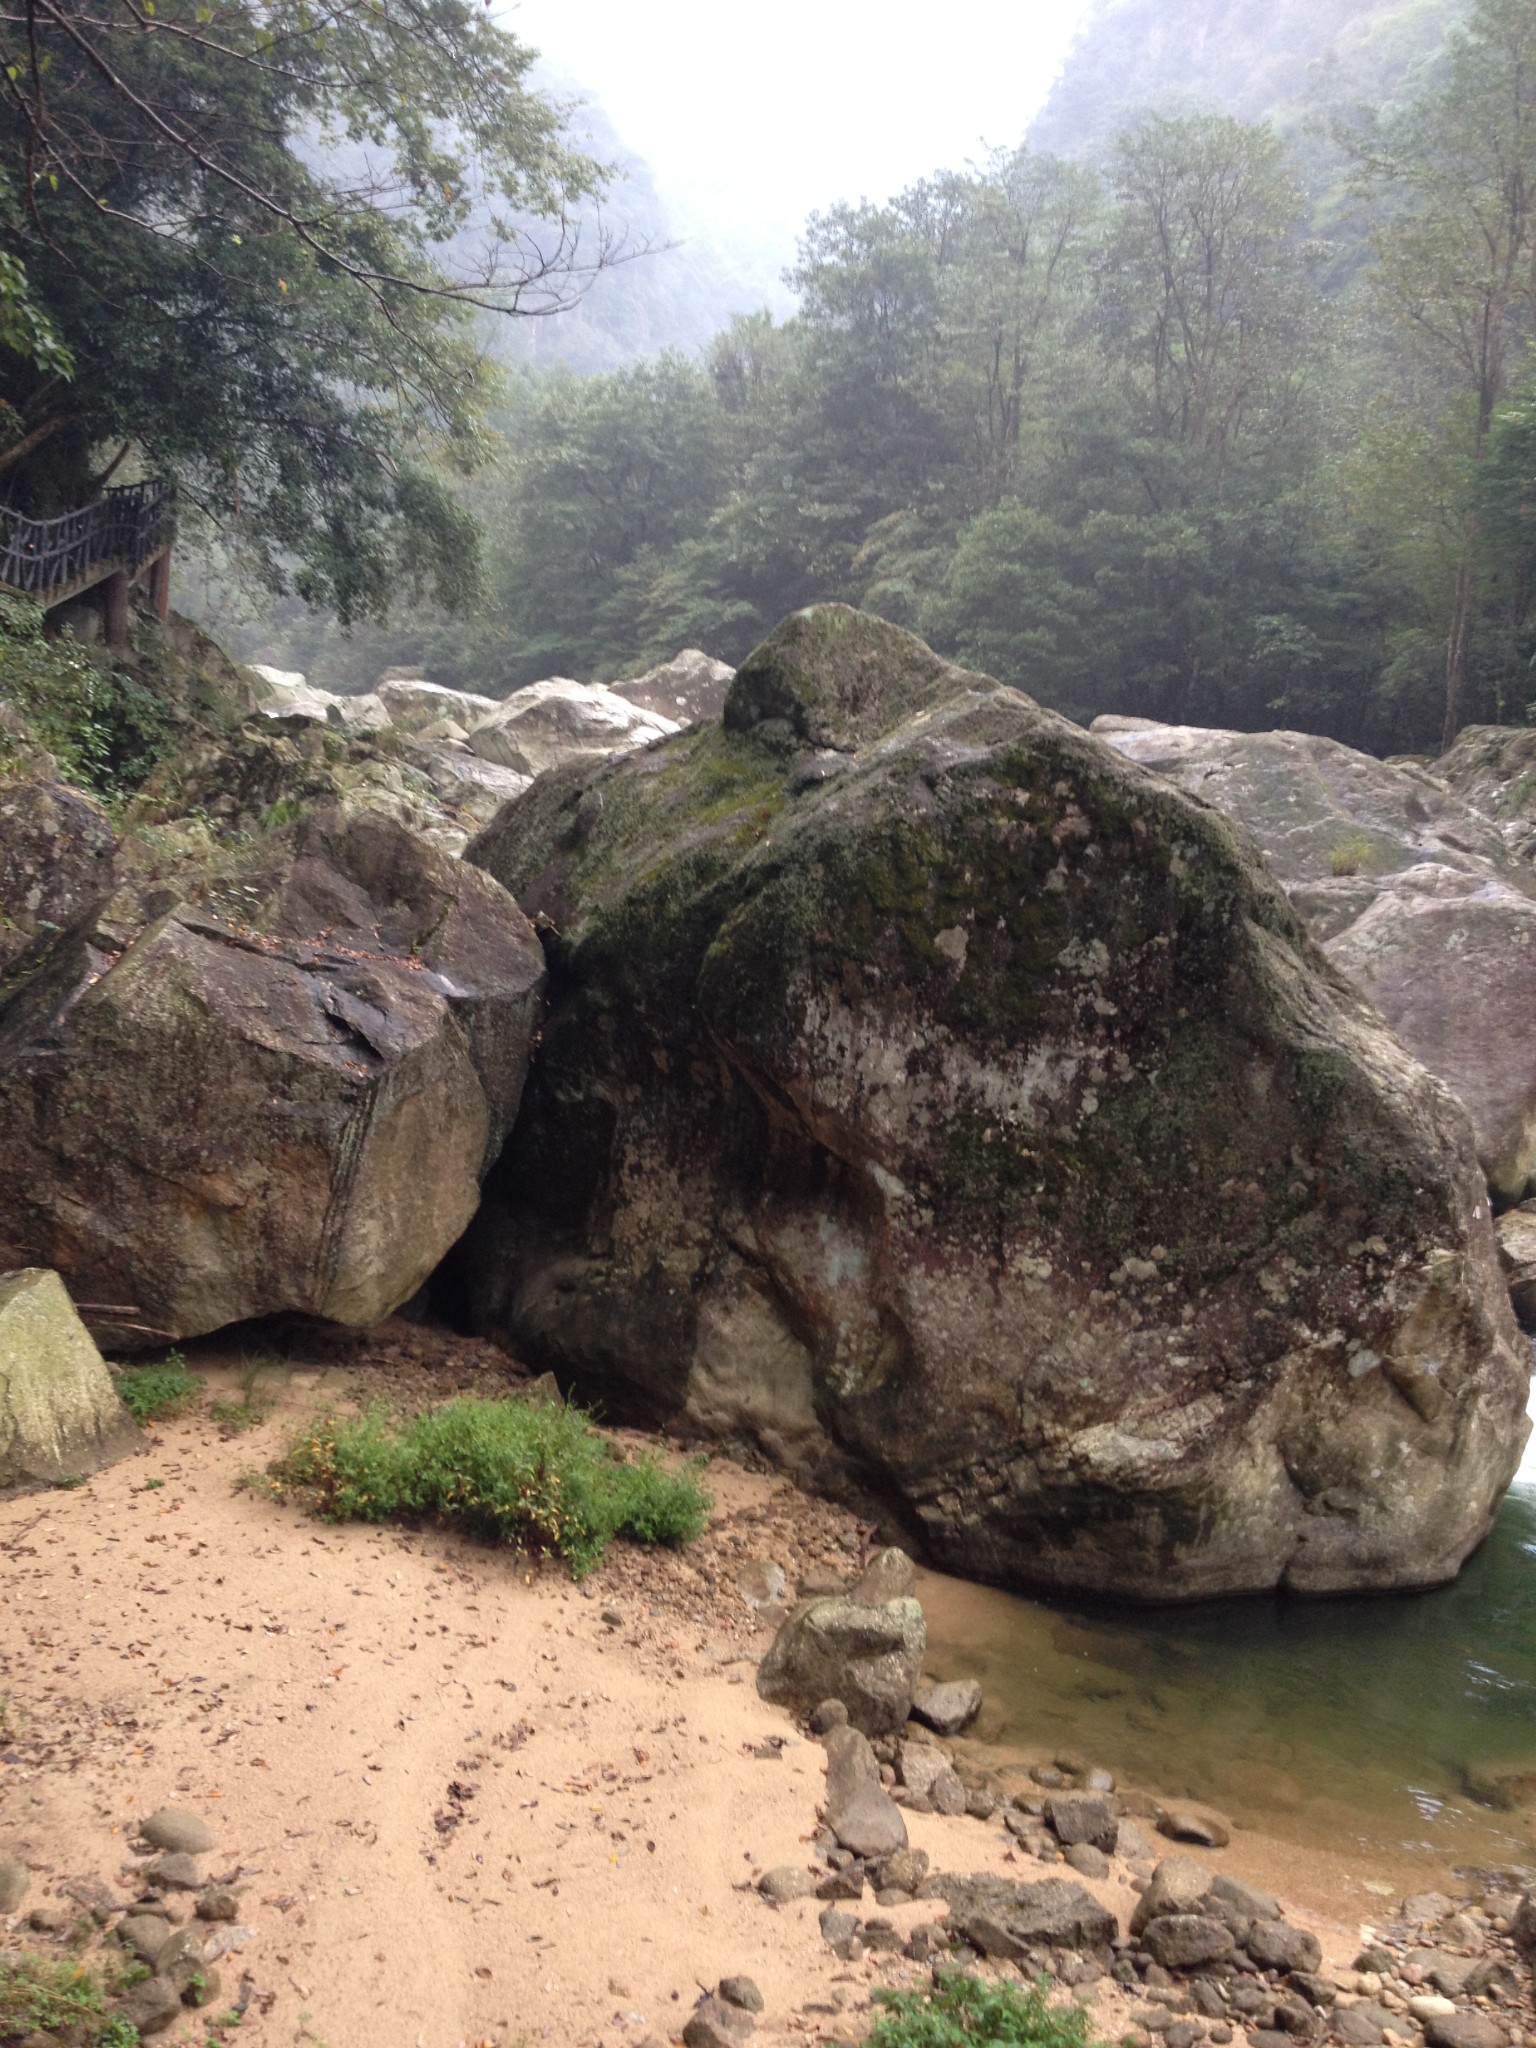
8 0 1536 756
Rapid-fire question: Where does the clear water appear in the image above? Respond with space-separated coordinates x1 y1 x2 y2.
919 1389 1536 1882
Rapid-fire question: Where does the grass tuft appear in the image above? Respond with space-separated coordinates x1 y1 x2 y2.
275 1394 711 1579
112 1352 204 1425
0 1953 140 2045
866 1973 1100 2048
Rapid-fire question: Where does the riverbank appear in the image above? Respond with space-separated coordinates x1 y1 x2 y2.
0 1332 1530 2047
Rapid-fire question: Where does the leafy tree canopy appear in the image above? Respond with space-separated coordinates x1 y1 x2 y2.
0 0 608 619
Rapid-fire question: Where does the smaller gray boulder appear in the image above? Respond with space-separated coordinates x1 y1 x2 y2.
1142 1914 1236 1970
1131 1857 1214 1936
1045 1792 1119 1852
911 1677 983 1735
757 1594 925 1734
851 1547 918 1603
141 1808 214 1855
1245 1920 1322 1972
756 1866 814 1905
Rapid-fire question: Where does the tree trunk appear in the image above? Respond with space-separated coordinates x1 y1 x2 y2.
1442 553 1475 753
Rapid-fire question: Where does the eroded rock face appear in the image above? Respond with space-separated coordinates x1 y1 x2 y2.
1435 725 1536 863
459 607 1529 1600
0 779 116 972
612 649 735 726
0 1267 140 1486
1328 868 1536 1203
1094 718 1536 1200
0 806 544 1346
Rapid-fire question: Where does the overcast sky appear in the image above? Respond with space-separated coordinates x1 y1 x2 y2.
504 0 1094 251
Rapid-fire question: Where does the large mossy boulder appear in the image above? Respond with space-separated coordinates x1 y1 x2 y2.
460 607 1530 1600
0 1267 140 1486
0 805 545 1346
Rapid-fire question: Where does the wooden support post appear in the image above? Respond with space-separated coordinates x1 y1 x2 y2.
150 546 172 624
103 569 130 647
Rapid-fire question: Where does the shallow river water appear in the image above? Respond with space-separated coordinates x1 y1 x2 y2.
918 1391 1536 1886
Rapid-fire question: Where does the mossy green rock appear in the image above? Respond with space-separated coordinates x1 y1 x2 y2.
462 606 1530 1599
0 1267 140 1486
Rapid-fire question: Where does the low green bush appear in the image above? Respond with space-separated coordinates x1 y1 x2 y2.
867 1973 1099 2048
0 1954 140 2044
0 592 177 797
112 1352 204 1424
278 1394 711 1577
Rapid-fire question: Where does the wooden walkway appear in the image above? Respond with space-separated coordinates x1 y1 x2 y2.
0 480 175 639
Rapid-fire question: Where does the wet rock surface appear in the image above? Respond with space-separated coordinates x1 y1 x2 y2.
463 605 1529 1599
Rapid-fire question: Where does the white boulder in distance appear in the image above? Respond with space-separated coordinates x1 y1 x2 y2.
612 648 735 725
466 680 680 778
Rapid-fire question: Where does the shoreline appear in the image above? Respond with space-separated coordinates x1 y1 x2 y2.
1 1333 1531 2047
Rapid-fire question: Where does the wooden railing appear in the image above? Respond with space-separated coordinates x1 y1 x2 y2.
0 479 175 605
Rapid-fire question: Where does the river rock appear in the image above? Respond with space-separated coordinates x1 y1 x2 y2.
0 779 117 973
756 1866 814 1905
1131 1858 1214 1935
942 1873 1118 1955
1511 1892 1536 1954
851 1546 919 1603
141 1809 214 1855
1157 1805 1231 1848
1142 1913 1236 1970
1246 1920 1322 1972
756 1594 925 1734
466 679 678 779
911 1677 983 1735
717 1976 764 2014
1209 1872 1280 1921
872 1847 929 1893
116 1912 173 1963
0 807 545 1344
145 1853 202 1892
0 1268 140 1485
461 607 1530 1600
612 649 736 726
831 1781 908 1858
1045 1792 1119 1852
114 1976 184 2037
1063 1843 1111 1879
1419 2017 1504 2048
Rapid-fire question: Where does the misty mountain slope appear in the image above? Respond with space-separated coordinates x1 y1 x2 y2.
1030 0 1464 161
487 79 788 372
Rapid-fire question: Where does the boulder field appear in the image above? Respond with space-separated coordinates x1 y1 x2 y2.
455 606 1530 1600
0 803 545 1346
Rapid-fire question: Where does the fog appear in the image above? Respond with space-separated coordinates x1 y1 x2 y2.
505 0 1093 259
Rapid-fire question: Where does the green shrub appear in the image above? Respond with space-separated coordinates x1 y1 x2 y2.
278 1394 711 1578
0 1954 138 2044
867 1973 1099 2048
0 592 177 798
112 1352 204 1424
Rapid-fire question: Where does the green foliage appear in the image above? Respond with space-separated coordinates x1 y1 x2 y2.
112 1353 205 1425
278 1395 712 1578
0 1953 136 2045
0 1 605 621
866 1971 1098 2048
0 594 178 796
